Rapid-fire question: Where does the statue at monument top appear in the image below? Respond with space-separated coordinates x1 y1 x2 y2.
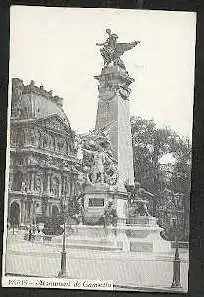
96 28 140 68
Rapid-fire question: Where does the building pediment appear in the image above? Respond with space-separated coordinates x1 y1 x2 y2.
37 115 73 136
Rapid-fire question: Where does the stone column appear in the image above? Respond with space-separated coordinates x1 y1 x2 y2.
39 173 43 194
29 200 35 224
29 200 36 224
33 200 36 224
61 175 64 196
47 172 51 194
45 203 50 217
27 200 31 224
24 200 28 223
29 200 33 224
58 175 62 198
21 200 26 224
31 172 35 192
9 172 14 190
49 204 52 217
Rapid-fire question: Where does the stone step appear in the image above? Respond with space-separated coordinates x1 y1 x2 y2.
64 239 115 246
45 242 122 251
66 243 122 251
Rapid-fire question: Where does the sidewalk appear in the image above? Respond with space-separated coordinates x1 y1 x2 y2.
4 236 189 292
6 233 189 261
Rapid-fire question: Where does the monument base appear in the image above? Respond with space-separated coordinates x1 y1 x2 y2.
82 183 128 225
126 225 171 253
55 184 171 253
51 222 171 253
52 225 122 251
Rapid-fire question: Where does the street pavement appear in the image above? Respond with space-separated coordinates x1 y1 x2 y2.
4 233 189 292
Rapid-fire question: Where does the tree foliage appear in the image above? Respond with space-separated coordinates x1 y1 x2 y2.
131 116 191 231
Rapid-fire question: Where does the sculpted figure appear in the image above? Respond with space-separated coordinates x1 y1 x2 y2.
103 201 117 227
105 163 118 185
83 144 106 183
21 181 27 192
34 175 42 193
51 176 60 196
81 130 118 185
126 182 152 217
96 28 140 68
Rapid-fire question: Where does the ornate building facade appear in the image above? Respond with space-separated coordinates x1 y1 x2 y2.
8 78 81 226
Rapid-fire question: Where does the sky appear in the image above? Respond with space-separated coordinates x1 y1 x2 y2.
10 6 196 140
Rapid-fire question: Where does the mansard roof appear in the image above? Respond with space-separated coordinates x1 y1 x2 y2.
11 78 70 127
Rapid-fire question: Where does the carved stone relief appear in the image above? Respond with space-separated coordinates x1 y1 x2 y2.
50 175 61 197
34 174 43 193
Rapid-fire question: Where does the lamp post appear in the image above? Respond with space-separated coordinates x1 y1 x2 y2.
58 216 66 277
58 195 67 278
58 186 67 277
171 217 182 288
58 165 78 277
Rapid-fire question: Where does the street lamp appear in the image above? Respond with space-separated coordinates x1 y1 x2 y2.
58 197 67 278
171 217 182 288
58 164 78 278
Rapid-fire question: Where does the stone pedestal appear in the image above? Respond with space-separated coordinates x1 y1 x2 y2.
51 221 170 253
126 217 171 252
52 224 122 251
83 183 128 226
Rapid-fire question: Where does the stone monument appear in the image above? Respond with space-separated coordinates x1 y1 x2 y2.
95 28 139 190
61 29 171 253
79 29 141 226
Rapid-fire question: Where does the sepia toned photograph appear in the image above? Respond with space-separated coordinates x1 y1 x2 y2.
2 6 196 293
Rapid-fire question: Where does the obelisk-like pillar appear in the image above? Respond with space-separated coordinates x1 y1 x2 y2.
95 65 135 191
93 29 140 225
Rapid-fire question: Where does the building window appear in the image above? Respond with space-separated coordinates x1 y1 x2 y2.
17 130 25 147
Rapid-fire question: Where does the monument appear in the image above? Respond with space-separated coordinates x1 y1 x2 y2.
58 29 171 252
80 29 140 226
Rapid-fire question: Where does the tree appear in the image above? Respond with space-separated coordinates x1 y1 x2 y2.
131 116 191 227
42 215 64 236
169 138 191 240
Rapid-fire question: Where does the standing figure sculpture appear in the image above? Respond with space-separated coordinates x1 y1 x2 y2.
81 130 118 185
96 28 140 68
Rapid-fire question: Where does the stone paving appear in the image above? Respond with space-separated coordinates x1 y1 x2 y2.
4 233 189 292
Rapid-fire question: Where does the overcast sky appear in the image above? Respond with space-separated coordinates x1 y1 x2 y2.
10 6 196 139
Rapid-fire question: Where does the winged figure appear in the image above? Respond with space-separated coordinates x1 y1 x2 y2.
96 28 140 68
